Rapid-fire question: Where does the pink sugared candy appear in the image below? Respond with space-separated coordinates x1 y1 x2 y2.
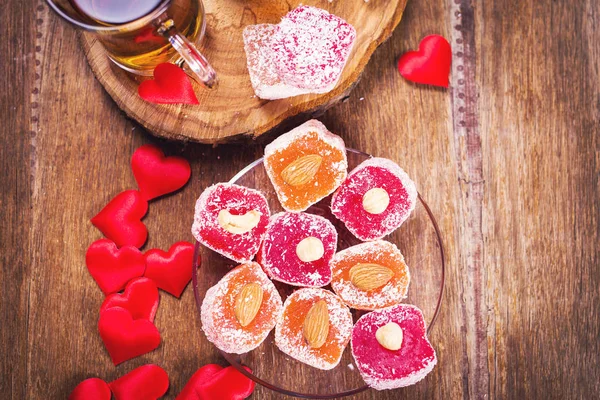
351 304 437 390
258 212 337 287
243 6 356 100
192 183 270 263
331 158 417 241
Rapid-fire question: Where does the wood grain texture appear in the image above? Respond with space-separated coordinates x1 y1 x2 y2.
1 0 599 399
79 0 408 144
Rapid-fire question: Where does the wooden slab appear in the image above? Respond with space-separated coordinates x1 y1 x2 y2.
80 0 407 144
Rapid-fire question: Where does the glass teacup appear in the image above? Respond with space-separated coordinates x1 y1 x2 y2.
46 0 217 88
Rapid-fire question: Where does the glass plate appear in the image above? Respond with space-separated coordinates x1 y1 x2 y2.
192 149 445 398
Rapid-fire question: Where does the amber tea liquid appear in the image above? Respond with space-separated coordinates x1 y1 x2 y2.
70 0 203 74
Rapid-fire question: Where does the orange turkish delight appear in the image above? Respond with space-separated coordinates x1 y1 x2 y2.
264 120 347 212
331 241 410 310
275 288 352 370
201 262 283 354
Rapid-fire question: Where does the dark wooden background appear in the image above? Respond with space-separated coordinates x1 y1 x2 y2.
1 0 599 399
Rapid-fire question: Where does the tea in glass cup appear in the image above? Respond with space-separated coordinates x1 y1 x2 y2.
47 0 216 87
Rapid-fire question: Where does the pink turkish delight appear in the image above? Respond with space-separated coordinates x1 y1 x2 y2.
258 212 337 287
192 183 270 263
243 6 356 100
331 158 417 241
351 304 437 390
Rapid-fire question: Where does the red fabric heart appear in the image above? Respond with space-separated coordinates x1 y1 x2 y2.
397 35 452 87
68 378 111 400
91 190 148 248
86 239 146 295
138 63 199 105
144 241 195 298
131 144 192 201
98 307 160 365
109 364 169 400
175 365 255 400
101 277 159 322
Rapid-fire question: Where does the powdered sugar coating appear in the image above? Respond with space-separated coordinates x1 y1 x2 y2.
331 157 417 241
243 24 316 100
275 288 353 370
258 212 337 287
264 120 347 212
274 6 356 90
201 262 283 354
192 183 270 263
351 304 437 390
331 241 410 310
242 6 355 99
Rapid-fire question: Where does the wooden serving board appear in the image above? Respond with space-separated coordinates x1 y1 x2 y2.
80 0 407 143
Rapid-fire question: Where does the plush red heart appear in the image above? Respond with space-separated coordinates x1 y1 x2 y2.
397 35 452 87
86 239 146 295
101 277 159 322
109 364 169 400
175 365 255 400
131 144 192 201
138 63 199 105
91 190 148 248
144 241 195 298
68 378 111 400
98 307 160 365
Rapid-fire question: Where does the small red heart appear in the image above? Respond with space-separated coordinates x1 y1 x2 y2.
101 277 159 322
69 378 111 400
91 190 148 248
397 35 452 87
144 242 195 298
98 307 160 365
109 364 169 400
138 63 199 105
176 365 255 400
131 144 192 201
86 239 146 295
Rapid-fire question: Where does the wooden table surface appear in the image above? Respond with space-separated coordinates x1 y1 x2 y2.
2 0 599 399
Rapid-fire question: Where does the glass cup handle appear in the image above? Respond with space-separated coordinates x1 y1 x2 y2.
157 19 217 89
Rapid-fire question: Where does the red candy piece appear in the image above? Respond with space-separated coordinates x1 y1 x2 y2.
91 190 148 248
144 241 194 298
101 277 159 322
397 35 452 88
68 378 111 400
138 63 199 105
109 364 169 400
176 365 255 400
98 307 160 365
351 304 437 390
192 183 270 263
131 144 192 201
86 239 146 295
331 158 417 241
258 212 337 287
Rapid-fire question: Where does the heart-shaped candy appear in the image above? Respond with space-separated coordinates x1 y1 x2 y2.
397 35 452 87
109 364 169 400
138 63 199 105
101 277 159 322
91 190 148 248
176 365 255 400
144 242 195 298
86 239 146 295
68 378 111 400
98 307 160 365
131 144 192 201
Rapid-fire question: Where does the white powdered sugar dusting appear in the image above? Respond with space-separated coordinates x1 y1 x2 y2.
275 288 353 370
242 6 355 100
201 262 283 354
